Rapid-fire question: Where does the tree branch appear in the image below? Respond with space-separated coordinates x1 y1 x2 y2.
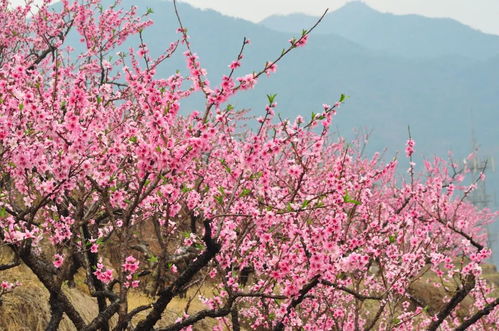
454 297 499 331
273 275 320 331
427 274 475 331
134 220 220 331
321 280 383 301
19 247 86 330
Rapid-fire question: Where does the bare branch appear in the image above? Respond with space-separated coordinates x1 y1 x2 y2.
454 297 499 331
134 220 220 331
427 274 475 331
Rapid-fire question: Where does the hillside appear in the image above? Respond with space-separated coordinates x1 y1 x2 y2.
1 248 498 330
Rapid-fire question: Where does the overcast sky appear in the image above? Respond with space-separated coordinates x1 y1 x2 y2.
9 0 499 35
179 0 499 36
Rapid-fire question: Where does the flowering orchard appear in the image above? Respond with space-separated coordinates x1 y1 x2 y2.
0 0 497 330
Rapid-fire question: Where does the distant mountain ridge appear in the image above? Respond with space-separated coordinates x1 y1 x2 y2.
260 1 499 60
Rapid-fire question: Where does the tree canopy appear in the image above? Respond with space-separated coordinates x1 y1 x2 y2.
0 0 497 330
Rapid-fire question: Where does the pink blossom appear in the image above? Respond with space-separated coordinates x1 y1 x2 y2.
0 1 495 329
122 256 139 274
290 34 308 47
265 62 277 76
90 243 99 253
236 74 257 90
228 60 241 69
53 254 64 269
405 138 415 157
95 269 113 284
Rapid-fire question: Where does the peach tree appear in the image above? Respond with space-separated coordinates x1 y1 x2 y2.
0 0 497 330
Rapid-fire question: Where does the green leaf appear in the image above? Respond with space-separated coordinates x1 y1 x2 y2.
129 136 138 143
146 7 154 15
215 194 224 205
311 112 316 120
161 176 169 185
286 202 294 212
147 255 159 263
24 128 34 136
269 312 275 320
0 208 7 218
181 185 192 193
226 104 234 111
266 93 277 104
343 192 361 205
18 103 24 111
220 159 231 174
250 171 263 180
301 200 310 208
240 188 251 197
96 95 102 104
218 186 225 195
182 232 190 238
195 243 204 250
339 93 349 103
389 235 396 243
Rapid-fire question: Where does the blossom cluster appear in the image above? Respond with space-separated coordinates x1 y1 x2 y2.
93 261 114 284
0 0 496 330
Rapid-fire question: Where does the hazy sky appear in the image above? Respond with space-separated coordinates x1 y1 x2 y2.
179 0 499 35
9 0 499 35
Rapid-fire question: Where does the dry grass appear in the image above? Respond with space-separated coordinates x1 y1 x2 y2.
0 250 102 331
0 248 217 330
1 245 497 330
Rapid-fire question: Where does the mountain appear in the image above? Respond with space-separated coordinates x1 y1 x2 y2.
62 0 499 265
260 1 499 60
